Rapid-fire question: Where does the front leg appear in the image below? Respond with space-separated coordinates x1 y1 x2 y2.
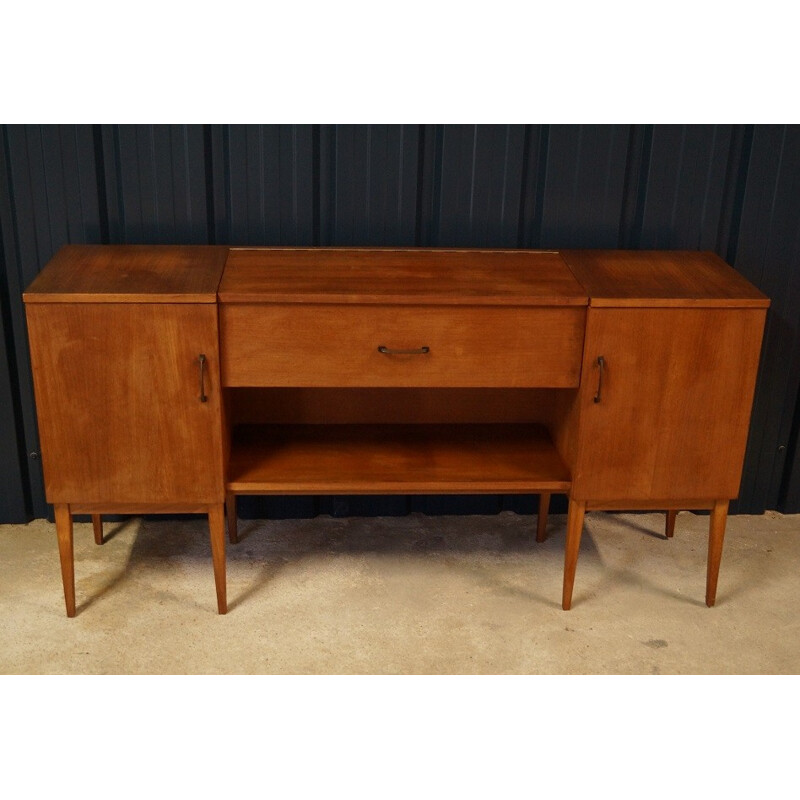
208 504 227 614
706 500 729 607
54 504 76 617
665 509 677 539
562 497 586 610
92 514 104 545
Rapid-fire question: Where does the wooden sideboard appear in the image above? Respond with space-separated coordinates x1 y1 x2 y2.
23 246 769 616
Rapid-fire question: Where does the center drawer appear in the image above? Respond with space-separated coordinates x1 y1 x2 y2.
220 304 586 388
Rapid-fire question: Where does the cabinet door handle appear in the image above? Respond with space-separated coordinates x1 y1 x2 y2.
198 354 208 403
593 356 605 403
377 345 430 355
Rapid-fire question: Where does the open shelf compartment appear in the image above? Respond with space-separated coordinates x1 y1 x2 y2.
227 423 570 495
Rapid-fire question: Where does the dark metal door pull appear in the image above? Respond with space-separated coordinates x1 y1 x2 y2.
377 346 430 355
198 354 208 402
593 355 605 403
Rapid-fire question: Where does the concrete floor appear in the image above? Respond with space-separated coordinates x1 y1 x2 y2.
0 509 798 674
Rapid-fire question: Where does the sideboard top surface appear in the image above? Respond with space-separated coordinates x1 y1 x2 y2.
23 245 229 303
23 246 770 310
560 250 770 308
218 248 589 306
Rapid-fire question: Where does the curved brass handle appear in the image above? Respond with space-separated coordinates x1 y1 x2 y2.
593 356 605 403
377 346 430 355
198 354 208 403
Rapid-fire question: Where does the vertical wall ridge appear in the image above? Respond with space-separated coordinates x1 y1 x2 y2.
0 125 32 520
530 124 549 248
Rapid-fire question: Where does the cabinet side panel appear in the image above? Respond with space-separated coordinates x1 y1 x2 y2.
547 389 583 480
571 307 766 502
26 303 224 504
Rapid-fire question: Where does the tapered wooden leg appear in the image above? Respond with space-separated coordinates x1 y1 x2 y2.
536 492 551 543
706 500 729 607
92 514 104 545
208 504 227 614
54 504 76 618
226 491 238 544
562 497 586 611
665 509 677 539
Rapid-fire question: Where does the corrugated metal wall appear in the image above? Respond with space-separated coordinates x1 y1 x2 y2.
2 124 798 522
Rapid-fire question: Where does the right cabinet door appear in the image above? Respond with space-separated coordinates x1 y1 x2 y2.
571 307 766 503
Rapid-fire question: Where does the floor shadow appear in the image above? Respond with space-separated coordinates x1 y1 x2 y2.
97 517 137 544
570 562 709 609
74 512 592 613
228 515 584 609
71 510 756 614
75 572 131 615
72 517 217 614
603 514 669 540
226 563 285 612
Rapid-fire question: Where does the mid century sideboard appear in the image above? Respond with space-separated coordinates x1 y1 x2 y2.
23 246 769 616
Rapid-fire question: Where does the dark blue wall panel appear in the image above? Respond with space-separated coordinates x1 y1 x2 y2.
637 124 735 250
215 124 315 246
733 125 800 512
1 125 103 518
428 124 526 248
0 277 27 522
1 123 799 520
320 124 419 246
539 124 630 248
102 124 209 244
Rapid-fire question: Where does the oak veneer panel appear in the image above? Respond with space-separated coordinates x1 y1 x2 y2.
23 245 228 303
547 388 582 480
560 250 770 308
26 303 225 504
570 307 767 501
228 387 574 425
227 424 571 494
219 248 588 306
221 304 586 388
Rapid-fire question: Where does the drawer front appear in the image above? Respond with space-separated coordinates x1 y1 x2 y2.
221 304 586 387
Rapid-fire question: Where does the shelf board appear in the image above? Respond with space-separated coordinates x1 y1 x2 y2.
227 423 570 495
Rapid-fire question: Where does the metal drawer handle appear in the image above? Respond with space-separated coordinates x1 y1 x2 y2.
593 355 605 403
377 345 430 355
198 354 208 402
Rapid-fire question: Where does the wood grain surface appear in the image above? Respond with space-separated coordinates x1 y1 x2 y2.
560 250 770 308
220 304 586 388
23 245 228 303
219 248 588 305
569 307 767 501
226 387 575 425
26 303 226 504
227 423 571 494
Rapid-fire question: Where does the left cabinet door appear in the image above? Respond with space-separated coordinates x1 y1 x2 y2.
26 303 225 505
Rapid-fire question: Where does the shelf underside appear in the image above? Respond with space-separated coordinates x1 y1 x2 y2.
227 423 570 494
